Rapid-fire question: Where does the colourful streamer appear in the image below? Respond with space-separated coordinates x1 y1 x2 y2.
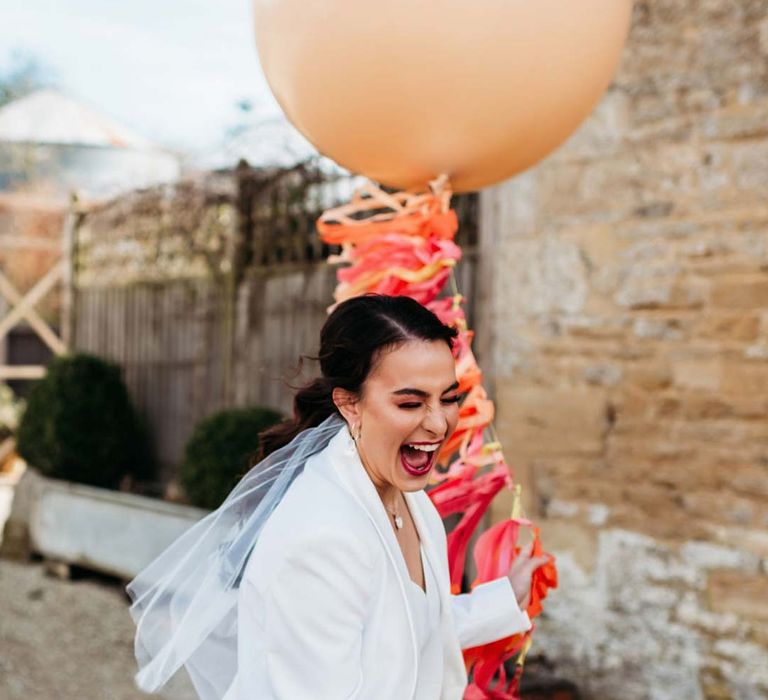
317 177 557 699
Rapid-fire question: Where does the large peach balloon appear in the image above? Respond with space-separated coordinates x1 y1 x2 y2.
253 0 633 193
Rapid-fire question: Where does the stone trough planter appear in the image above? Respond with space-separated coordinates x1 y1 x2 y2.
4 469 209 580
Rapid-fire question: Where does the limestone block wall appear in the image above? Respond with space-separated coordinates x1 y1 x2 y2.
479 3 768 698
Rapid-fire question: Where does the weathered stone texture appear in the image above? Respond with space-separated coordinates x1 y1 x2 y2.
483 2 768 698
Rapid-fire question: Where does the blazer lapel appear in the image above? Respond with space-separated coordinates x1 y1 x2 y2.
326 425 419 698
405 489 471 699
403 490 448 593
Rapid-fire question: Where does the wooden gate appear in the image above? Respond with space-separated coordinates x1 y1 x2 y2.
0 196 77 461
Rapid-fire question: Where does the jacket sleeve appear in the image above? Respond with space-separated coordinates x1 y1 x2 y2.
450 576 532 649
237 526 374 699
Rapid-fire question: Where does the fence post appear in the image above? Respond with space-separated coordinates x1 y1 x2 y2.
220 164 253 409
60 192 80 351
0 290 6 369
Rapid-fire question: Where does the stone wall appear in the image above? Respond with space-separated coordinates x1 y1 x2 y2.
480 2 768 698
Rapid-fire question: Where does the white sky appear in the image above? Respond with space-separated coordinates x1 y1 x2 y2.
0 0 280 155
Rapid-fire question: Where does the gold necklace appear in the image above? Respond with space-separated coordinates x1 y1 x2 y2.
385 496 404 530
352 426 404 530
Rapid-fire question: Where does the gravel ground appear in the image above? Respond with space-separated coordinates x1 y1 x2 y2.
0 559 198 700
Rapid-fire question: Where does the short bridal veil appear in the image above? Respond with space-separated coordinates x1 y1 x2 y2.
126 412 346 699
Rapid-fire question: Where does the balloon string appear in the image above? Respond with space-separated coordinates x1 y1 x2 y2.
428 173 452 211
448 264 523 523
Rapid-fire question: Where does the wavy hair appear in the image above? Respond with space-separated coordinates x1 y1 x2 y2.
255 293 458 460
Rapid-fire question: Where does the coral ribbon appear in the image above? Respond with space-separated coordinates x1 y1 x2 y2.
317 177 557 700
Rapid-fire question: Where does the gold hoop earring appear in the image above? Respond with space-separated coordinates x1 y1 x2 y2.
352 422 362 442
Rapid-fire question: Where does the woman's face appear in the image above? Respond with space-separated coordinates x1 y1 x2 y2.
337 339 461 494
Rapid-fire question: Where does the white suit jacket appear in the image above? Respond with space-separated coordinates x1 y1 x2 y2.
233 422 531 699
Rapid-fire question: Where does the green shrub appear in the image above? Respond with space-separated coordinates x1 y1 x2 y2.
180 406 284 510
16 353 156 488
0 381 25 442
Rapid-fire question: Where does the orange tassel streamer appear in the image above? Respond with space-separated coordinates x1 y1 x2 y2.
317 176 557 700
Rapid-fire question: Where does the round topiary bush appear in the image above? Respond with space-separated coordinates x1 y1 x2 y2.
16 352 156 489
180 406 284 510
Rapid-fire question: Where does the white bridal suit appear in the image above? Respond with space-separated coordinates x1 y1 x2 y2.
232 422 532 699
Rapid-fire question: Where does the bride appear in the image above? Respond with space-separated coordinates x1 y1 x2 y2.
127 293 548 700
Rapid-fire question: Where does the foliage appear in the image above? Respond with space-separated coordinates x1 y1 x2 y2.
180 406 283 510
16 353 156 488
0 382 25 441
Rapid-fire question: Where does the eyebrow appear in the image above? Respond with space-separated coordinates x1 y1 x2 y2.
391 381 460 398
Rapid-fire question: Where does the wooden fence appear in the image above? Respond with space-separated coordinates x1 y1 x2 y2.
71 163 480 475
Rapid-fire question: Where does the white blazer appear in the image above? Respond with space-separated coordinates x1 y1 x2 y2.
233 422 531 699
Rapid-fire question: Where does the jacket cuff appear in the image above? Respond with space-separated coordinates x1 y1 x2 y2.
474 577 533 638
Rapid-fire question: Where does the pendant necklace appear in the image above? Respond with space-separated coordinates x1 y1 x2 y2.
385 498 404 530
351 422 404 530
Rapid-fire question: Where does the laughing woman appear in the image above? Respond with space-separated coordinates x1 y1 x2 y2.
127 294 548 700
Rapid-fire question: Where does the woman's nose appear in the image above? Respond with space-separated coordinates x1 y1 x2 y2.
423 405 449 437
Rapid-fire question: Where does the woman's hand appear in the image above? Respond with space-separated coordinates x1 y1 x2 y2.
507 541 550 610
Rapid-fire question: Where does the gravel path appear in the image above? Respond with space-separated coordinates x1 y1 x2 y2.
0 559 198 700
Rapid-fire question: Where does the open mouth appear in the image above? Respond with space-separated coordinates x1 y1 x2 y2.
399 442 440 477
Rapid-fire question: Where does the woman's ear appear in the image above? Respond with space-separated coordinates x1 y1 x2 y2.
332 387 360 427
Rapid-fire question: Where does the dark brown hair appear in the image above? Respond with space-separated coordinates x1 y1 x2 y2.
255 293 458 460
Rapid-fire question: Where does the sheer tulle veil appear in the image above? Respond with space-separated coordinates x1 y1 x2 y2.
126 411 347 699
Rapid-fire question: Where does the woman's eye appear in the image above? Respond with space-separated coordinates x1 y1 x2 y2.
399 396 461 410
